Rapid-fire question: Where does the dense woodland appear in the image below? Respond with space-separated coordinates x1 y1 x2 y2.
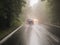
0 0 26 29
0 0 60 29
46 0 60 25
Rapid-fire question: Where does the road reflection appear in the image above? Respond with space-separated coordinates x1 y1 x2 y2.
1 23 60 45
24 23 60 45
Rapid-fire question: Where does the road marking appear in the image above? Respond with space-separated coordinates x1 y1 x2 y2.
0 25 23 45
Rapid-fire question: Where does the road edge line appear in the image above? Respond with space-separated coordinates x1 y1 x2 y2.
0 25 23 44
43 23 60 28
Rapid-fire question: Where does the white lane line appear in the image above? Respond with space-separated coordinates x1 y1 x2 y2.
0 25 23 44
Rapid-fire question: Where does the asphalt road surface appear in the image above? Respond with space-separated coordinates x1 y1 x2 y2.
1 23 60 45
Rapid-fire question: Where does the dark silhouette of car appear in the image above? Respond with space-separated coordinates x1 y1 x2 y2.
26 19 34 25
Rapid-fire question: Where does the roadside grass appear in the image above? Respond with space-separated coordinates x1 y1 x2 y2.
0 21 22 40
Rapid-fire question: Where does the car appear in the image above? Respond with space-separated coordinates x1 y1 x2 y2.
26 19 34 25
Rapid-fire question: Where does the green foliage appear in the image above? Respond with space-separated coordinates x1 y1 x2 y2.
0 0 26 29
46 0 60 25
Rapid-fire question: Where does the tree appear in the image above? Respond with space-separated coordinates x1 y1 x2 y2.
0 0 26 29
46 0 60 25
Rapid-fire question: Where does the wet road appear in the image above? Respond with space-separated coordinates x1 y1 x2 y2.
1 24 60 45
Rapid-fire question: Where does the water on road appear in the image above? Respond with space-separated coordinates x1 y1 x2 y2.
24 24 60 45
1 23 60 45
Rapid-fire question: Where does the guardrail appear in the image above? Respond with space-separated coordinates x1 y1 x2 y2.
43 23 60 28
0 25 23 45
